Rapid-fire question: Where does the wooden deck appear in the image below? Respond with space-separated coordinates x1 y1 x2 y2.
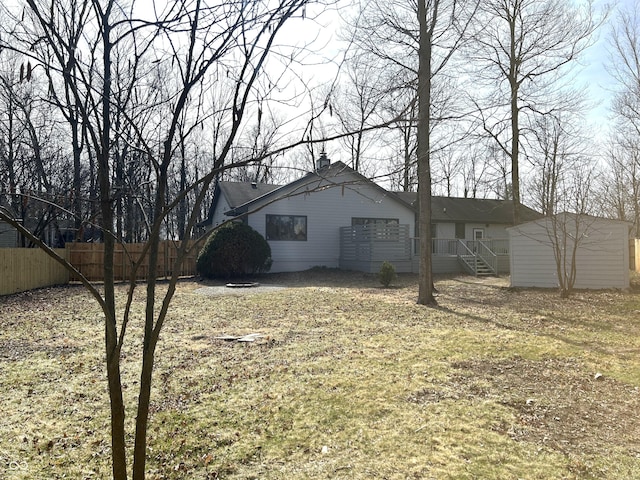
339 227 510 276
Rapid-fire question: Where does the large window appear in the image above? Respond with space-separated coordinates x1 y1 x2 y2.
266 215 307 241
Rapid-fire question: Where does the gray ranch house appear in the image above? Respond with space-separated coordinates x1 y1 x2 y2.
201 156 540 275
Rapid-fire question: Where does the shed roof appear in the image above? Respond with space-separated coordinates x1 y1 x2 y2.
507 212 633 230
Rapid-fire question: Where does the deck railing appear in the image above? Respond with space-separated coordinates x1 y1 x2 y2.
340 224 411 262
423 238 509 257
476 240 498 274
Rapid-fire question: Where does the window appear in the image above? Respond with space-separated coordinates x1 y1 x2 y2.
455 223 465 239
473 228 484 240
266 215 307 241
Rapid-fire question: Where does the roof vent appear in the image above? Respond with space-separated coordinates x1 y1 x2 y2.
316 151 330 170
251 182 257 189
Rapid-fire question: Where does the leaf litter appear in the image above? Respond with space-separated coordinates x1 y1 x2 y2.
1 272 640 478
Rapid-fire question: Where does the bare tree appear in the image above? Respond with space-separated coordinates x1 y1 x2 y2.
343 0 478 304
416 0 479 305
545 170 598 298
609 3 640 137
525 109 591 216
377 83 418 191
470 0 604 223
0 1 324 479
598 134 640 236
603 3 640 236
460 143 491 198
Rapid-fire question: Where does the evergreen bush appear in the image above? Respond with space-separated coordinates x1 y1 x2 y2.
378 261 396 287
196 222 272 279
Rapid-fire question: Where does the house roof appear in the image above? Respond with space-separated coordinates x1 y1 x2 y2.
219 181 281 207
204 163 539 226
223 161 415 216
393 193 540 224
202 181 281 225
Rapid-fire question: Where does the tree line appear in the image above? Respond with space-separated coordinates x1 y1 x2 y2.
4 1 639 248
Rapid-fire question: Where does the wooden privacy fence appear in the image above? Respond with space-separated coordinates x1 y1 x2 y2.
0 248 69 295
0 241 200 295
66 241 199 281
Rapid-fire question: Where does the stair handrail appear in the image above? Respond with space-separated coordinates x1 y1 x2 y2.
457 239 475 256
477 240 497 274
456 239 478 274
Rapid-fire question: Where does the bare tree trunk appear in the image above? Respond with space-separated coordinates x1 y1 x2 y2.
97 4 127 477
506 6 521 224
72 116 83 240
132 156 167 478
417 0 436 306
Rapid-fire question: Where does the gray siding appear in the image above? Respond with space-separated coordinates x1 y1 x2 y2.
247 171 415 273
210 196 232 228
509 215 629 289
434 222 510 240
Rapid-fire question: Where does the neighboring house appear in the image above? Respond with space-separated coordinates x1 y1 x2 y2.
0 220 19 248
508 213 630 290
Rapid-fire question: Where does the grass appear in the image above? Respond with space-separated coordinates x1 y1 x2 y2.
1 271 640 479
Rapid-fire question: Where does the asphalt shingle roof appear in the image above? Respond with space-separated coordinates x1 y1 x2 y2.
218 182 281 207
206 165 540 226
392 193 540 224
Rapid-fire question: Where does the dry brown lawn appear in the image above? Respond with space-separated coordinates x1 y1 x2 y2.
1 271 639 479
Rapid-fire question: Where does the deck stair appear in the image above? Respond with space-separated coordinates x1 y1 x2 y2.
456 240 498 276
458 254 494 276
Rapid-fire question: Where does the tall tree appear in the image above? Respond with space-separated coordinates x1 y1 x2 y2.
609 2 640 137
416 0 478 305
471 0 603 223
0 0 322 478
345 0 477 304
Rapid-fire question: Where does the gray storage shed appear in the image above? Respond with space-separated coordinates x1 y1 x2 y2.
508 213 630 290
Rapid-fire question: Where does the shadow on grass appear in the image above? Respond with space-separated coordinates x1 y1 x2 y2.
197 268 420 290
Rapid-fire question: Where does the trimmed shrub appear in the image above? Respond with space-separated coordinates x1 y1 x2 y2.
378 261 396 287
196 222 272 279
